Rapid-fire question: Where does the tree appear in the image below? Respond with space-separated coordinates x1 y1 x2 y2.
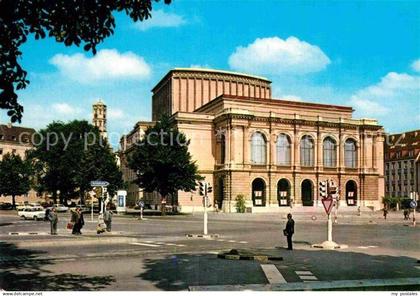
0 0 171 123
128 115 202 213
29 120 123 205
0 153 32 208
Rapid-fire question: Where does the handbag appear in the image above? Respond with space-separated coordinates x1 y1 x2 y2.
283 229 288 236
66 222 73 230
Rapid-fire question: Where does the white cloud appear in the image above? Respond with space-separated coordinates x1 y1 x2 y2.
133 10 186 31
50 49 151 83
411 59 420 72
228 36 331 75
52 103 82 115
281 95 303 102
108 108 124 120
350 71 420 118
190 64 212 69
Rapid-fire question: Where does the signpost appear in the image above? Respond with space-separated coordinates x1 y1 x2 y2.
314 179 342 249
90 180 109 222
199 181 212 235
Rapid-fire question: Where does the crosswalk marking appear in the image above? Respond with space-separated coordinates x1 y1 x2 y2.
299 275 318 280
296 271 313 275
261 264 287 284
357 245 378 249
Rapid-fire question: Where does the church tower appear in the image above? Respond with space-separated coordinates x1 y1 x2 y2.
92 100 107 139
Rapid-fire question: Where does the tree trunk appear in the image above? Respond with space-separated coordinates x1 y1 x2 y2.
52 191 57 204
161 195 166 216
12 195 16 209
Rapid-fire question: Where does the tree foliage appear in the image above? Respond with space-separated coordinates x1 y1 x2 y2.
0 0 171 122
29 120 123 204
0 153 33 208
128 115 202 206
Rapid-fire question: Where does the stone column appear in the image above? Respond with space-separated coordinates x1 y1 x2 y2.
229 125 235 165
243 126 249 166
226 125 231 164
372 134 377 169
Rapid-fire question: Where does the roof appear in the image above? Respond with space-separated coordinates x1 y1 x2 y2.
152 68 271 92
195 94 354 113
0 124 36 144
385 129 420 151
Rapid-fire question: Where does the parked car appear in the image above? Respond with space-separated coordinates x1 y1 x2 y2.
51 204 69 212
16 203 28 211
18 207 47 221
0 202 13 210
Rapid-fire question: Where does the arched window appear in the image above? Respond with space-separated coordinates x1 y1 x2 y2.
323 137 337 167
344 139 357 168
251 132 266 164
300 135 314 167
276 134 291 165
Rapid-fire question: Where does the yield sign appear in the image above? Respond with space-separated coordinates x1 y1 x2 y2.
322 198 334 215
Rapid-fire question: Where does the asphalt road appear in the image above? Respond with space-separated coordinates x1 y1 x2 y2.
0 210 419 291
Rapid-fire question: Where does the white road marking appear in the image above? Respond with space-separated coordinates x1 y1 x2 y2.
261 264 287 284
415 266 420 270
357 245 378 249
228 240 236 243
299 275 318 281
238 241 248 244
296 271 313 275
130 242 160 247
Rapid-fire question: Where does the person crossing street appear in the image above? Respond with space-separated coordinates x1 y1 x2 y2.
284 213 295 250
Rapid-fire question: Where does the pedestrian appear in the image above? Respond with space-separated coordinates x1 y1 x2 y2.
49 207 58 235
103 205 113 232
75 207 85 234
70 208 78 234
404 209 410 220
283 213 295 250
383 207 388 220
45 207 51 222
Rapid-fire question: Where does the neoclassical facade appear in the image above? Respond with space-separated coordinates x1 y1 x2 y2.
121 68 385 212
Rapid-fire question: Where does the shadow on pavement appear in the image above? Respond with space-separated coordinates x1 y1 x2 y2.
0 242 115 291
136 248 420 291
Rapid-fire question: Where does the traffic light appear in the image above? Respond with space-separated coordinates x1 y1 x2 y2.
319 181 328 199
207 182 212 194
198 181 205 196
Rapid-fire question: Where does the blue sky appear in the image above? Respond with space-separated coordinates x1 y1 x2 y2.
2 0 419 147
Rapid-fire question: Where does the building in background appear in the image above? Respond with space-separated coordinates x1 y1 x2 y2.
0 123 38 204
119 121 156 207
120 68 385 212
93 100 107 139
384 130 420 199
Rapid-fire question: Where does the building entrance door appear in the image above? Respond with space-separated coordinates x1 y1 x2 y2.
346 180 357 206
217 178 224 210
252 178 266 207
277 179 290 206
301 179 313 206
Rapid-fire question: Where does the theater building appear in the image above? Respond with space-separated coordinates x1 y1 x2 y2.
121 68 385 212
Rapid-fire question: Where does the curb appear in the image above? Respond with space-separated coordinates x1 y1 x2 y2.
217 253 283 262
189 277 420 291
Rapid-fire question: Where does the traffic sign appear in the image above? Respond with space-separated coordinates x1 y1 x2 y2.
410 200 417 209
90 180 109 187
322 198 334 215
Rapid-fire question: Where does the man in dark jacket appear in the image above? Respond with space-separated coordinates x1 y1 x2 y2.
49 207 58 235
284 213 295 250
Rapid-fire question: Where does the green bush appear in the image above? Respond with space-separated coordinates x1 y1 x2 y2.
235 194 246 213
383 195 404 210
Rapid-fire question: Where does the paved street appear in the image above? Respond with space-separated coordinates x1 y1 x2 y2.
0 210 419 290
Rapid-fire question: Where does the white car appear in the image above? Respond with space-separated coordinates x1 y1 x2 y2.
50 204 69 212
18 207 46 221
